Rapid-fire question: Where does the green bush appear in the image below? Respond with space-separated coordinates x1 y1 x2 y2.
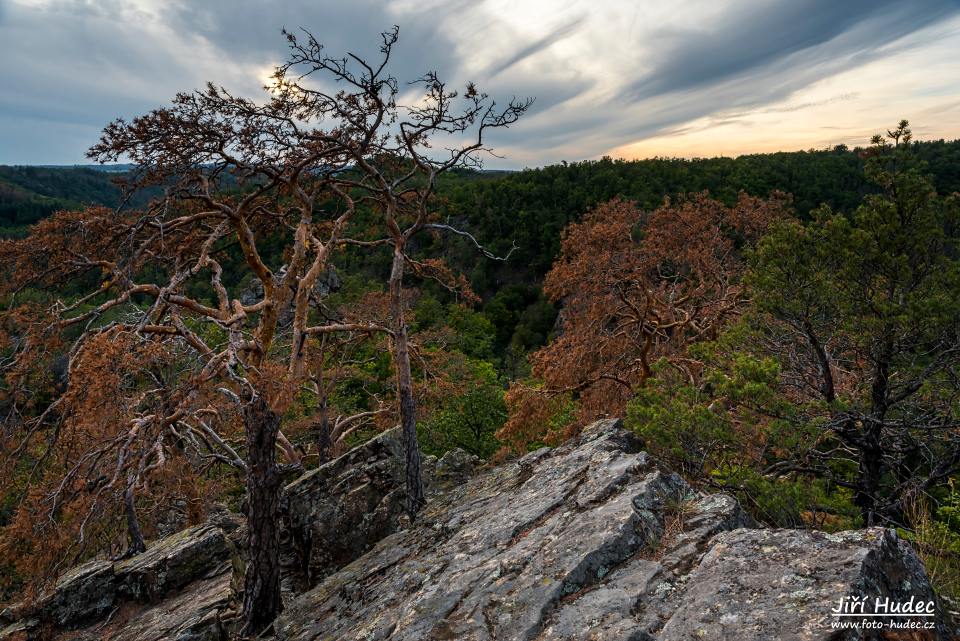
418 361 507 459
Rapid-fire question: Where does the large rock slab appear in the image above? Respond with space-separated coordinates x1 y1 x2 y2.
279 425 475 595
652 527 943 641
275 419 950 641
32 573 233 641
115 523 233 602
0 515 241 640
0 423 461 640
280 426 409 593
275 419 738 640
35 559 117 629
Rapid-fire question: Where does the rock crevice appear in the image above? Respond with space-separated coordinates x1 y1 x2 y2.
2 419 952 641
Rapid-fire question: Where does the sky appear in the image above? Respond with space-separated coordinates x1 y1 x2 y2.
1 0 959 167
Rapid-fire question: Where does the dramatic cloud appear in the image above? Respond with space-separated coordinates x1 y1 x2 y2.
486 15 586 77
621 0 957 100
1 0 958 165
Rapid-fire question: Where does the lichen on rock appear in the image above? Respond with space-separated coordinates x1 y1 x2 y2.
1 419 953 640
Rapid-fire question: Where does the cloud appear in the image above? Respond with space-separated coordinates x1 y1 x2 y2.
498 0 960 162
487 15 586 77
621 0 958 101
160 0 477 84
1 0 958 165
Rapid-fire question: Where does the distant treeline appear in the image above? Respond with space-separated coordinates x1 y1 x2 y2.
437 139 960 289
0 165 151 231
4 139 959 281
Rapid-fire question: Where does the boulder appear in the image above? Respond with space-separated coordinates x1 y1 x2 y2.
277 431 481 596
275 419 951 641
1 513 242 639
280 426 410 594
238 266 341 326
433 447 480 487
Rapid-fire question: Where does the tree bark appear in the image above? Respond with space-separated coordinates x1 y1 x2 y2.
856 337 892 526
240 395 283 637
316 398 332 465
389 249 425 517
855 434 883 527
124 482 147 556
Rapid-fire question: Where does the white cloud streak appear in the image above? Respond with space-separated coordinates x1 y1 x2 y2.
1 0 958 165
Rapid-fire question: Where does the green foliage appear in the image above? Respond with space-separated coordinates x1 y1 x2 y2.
626 343 859 528
418 361 507 458
627 357 742 478
444 303 497 361
937 482 960 530
746 123 960 524
903 482 960 600
713 466 858 530
480 285 557 351
0 165 157 231
436 139 960 296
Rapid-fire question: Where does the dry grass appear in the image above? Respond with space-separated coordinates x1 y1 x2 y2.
904 494 960 601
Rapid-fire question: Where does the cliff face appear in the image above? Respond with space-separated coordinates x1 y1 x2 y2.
1 420 951 641
0 514 243 640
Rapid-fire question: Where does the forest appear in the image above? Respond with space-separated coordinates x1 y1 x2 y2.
0 26 958 639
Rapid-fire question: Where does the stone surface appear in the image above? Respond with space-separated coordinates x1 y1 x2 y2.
275 419 950 641
433 447 480 487
2 418 953 641
653 527 943 641
42 559 117 628
115 523 232 602
1 515 241 640
275 419 719 640
44 574 233 641
280 426 409 594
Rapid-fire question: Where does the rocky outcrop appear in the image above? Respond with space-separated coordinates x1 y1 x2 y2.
276 420 949 641
280 426 409 593
0 515 242 640
279 427 483 595
2 419 953 640
0 428 413 641
652 527 940 640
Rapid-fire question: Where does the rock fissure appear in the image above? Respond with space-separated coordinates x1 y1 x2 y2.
509 467 590 545
3 419 954 640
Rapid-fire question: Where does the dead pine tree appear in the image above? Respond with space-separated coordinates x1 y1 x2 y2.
274 26 530 514
0 26 529 636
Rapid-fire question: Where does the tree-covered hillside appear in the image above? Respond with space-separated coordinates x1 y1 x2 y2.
0 165 152 232
4 139 958 366
5 139 960 247
440 139 960 286
5 138 960 256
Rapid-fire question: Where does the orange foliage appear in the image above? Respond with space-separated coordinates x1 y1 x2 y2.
0 26 529 630
499 192 788 449
0 329 229 592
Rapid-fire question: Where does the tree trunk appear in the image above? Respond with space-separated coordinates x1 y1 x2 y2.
124 482 146 556
240 395 283 637
857 339 892 527
389 249 425 517
316 398 332 465
855 432 883 526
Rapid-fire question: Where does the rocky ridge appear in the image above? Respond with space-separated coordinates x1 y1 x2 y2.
1 419 951 640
